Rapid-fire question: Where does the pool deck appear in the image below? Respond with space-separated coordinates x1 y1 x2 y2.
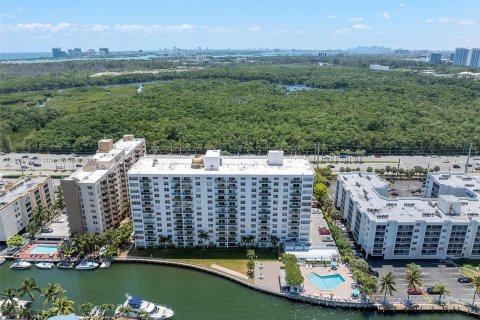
15 242 60 261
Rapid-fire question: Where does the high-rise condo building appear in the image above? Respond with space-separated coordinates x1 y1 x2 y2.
0 176 54 241
61 135 145 234
335 172 480 260
127 150 314 249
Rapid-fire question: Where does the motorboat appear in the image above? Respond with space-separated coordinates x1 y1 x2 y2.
0 298 32 309
0 257 6 265
35 261 55 269
57 260 75 269
10 260 32 270
75 260 99 270
100 259 112 269
89 306 105 317
115 294 174 319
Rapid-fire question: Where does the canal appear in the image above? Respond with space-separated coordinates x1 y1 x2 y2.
0 263 473 320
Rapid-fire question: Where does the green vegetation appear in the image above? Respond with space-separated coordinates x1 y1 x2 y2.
379 272 397 303
246 249 256 279
432 283 450 304
280 253 304 287
1 279 77 319
6 234 23 247
1 63 479 153
469 276 480 305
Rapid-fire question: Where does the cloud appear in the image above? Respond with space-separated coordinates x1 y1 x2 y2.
113 23 195 33
87 24 110 32
200 25 240 34
457 19 476 26
397 3 404 7
0 14 16 19
247 26 263 32
425 18 435 23
376 31 385 35
335 28 351 34
352 24 371 29
13 22 72 32
439 18 455 23
382 12 391 19
348 17 364 21
327 15 337 19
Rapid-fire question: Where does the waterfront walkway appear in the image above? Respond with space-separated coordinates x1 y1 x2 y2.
211 264 248 280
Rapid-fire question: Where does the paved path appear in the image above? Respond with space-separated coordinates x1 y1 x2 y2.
211 264 249 280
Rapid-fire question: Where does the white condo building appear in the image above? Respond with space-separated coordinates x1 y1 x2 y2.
335 172 480 260
61 135 145 234
128 150 315 249
0 176 54 241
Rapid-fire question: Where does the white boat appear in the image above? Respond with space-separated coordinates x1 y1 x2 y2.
100 259 112 269
115 294 174 319
35 261 55 269
0 298 32 309
57 261 75 269
0 257 6 265
10 260 32 270
75 260 99 270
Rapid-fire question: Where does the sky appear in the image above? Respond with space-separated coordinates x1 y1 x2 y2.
0 0 479 52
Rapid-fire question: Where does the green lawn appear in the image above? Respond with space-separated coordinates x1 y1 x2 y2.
456 259 480 278
128 248 278 275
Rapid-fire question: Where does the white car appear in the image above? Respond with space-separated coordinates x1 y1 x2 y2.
443 159 450 163
322 237 334 242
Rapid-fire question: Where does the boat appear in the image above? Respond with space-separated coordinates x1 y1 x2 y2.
0 257 6 265
0 298 32 309
75 260 99 270
100 259 112 269
10 260 32 270
115 294 174 319
35 261 55 269
57 260 75 269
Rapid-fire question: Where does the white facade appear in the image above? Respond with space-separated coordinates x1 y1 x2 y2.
335 172 480 260
128 151 315 248
0 176 54 241
61 135 146 234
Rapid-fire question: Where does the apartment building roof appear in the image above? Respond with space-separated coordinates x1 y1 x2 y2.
128 152 315 177
338 172 480 223
0 176 49 209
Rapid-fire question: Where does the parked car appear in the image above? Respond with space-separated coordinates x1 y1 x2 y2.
453 164 461 169
75 163 82 167
322 236 334 242
21 165 28 169
5 246 20 255
427 287 440 295
21 155 29 159
368 266 379 277
443 159 450 163
354 251 364 259
31 156 39 160
407 288 423 295
458 277 473 283
328 165 335 168
33 163 41 167
326 244 336 247
41 227 53 233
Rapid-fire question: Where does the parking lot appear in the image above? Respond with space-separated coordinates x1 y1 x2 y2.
368 259 475 304
309 210 337 248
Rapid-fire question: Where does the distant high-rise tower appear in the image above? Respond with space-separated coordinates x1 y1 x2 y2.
52 47 65 58
469 48 480 68
430 52 442 64
99 48 110 55
453 48 470 66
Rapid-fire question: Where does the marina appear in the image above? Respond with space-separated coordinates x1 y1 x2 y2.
0 262 473 320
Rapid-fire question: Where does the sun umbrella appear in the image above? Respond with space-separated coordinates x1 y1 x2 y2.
330 261 338 267
352 289 360 295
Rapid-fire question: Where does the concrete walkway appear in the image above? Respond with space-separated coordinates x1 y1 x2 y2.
211 264 249 280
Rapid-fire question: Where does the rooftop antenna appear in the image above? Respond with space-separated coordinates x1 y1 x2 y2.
465 143 472 174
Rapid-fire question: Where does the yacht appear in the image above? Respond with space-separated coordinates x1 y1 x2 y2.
115 294 174 319
57 260 75 269
35 261 55 269
0 298 32 309
10 260 32 270
100 259 112 269
75 260 99 270
0 257 6 265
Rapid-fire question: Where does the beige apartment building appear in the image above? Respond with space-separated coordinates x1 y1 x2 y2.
61 135 145 234
0 176 54 242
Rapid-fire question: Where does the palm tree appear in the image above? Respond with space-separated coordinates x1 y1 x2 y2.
468 275 480 306
26 223 40 239
270 236 279 249
49 297 75 316
379 272 397 304
433 283 450 304
118 305 133 315
79 303 94 319
159 235 172 249
247 249 256 260
42 283 66 306
1 288 18 315
17 305 36 320
197 230 209 250
18 278 41 301
137 309 151 320
406 263 422 303
100 303 115 319
32 206 48 228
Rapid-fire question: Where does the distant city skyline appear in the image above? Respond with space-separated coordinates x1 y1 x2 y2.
0 0 479 52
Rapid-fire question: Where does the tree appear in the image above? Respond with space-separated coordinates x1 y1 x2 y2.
79 303 94 319
54 186 65 212
432 283 449 304
6 234 23 247
197 230 209 250
32 206 48 228
379 272 397 304
42 283 66 306
1 288 18 318
137 309 151 320
433 165 440 172
18 278 41 301
313 183 328 206
406 263 422 302
246 259 255 279
246 249 256 260
49 297 75 316
270 236 279 248
100 303 115 320
26 223 40 239
468 275 480 305
159 235 172 249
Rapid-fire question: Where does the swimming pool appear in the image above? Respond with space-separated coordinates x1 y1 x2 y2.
307 273 345 290
29 245 58 255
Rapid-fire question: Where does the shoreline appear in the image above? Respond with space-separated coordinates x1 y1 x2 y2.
114 256 480 318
